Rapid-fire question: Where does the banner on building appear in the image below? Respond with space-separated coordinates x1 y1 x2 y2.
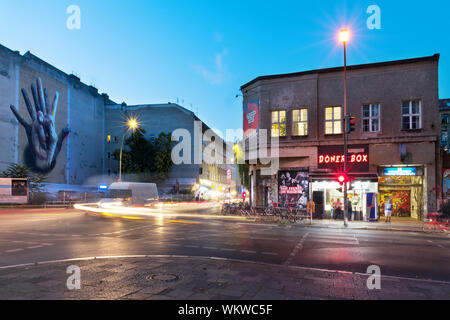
243 100 259 137
278 170 309 209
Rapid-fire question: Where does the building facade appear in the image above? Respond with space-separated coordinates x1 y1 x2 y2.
439 98 450 199
241 54 441 220
0 43 238 195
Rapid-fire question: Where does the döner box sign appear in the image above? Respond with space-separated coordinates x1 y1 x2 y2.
318 145 369 172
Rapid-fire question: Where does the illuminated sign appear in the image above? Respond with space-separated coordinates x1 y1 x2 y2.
318 154 368 164
384 167 416 176
318 145 369 172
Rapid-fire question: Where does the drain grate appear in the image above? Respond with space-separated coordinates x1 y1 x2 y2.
147 274 180 282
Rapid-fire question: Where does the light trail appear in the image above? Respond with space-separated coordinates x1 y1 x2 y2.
74 202 249 221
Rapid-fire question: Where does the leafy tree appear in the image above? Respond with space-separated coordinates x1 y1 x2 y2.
112 130 173 181
154 132 173 179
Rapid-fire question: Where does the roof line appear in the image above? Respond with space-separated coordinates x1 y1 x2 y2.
241 54 440 91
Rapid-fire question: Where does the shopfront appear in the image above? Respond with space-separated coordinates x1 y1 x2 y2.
377 166 424 220
311 144 378 220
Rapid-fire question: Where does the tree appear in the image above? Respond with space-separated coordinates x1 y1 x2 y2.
154 132 173 179
112 130 173 181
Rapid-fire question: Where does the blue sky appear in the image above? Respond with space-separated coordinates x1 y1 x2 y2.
0 0 448 136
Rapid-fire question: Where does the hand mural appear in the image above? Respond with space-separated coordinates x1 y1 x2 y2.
10 78 69 173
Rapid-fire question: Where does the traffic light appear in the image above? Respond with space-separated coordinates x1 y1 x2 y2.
242 192 247 199
335 173 347 186
346 115 356 134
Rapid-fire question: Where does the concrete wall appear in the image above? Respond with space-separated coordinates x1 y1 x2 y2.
0 44 108 185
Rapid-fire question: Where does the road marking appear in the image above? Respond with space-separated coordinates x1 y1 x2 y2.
203 247 217 250
1 254 449 286
261 252 278 256
220 248 236 252
284 232 309 266
250 237 279 241
240 250 256 254
183 245 199 248
5 248 23 253
27 245 44 249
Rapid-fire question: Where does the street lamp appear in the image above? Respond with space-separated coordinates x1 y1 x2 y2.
339 28 350 227
118 117 139 182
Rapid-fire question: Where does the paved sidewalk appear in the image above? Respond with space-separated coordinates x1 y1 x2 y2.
0 256 449 300
307 219 428 233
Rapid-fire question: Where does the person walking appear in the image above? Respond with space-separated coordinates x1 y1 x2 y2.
335 199 343 220
345 197 352 222
307 199 316 220
330 198 335 220
385 199 393 223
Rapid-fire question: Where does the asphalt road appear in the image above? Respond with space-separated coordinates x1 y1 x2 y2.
0 207 449 283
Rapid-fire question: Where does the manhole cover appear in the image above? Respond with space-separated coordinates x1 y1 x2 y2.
147 274 180 282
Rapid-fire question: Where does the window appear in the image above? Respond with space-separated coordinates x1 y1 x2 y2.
442 114 449 125
293 109 308 136
325 106 342 134
362 104 380 132
107 135 111 143
402 100 422 130
271 110 286 137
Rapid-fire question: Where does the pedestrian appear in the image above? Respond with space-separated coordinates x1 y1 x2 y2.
335 199 342 219
307 199 316 219
330 198 335 219
345 197 352 221
385 198 393 223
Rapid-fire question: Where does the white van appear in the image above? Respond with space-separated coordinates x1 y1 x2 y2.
100 182 158 206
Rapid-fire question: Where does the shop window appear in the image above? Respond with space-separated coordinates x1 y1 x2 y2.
293 109 308 136
362 104 380 132
402 100 422 130
271 110 286 137
325 106 342 134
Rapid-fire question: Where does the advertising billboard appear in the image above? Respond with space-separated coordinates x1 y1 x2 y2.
278 170 309 209
0 178 28 204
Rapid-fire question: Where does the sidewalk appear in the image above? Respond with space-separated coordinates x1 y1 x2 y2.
0 256 448 300
307 219 428 233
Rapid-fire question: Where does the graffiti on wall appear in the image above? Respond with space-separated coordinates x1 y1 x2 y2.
9 78 69 173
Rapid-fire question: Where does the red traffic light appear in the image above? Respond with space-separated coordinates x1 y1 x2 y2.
335 173 348 185
242 192 247 198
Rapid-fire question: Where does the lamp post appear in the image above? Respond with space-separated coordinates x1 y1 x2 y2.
339 28 350 227
118 118 138 182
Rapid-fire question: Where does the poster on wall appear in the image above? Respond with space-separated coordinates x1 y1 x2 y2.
9 77 70 173
443 169 450 199
278 170 309 209
243 100 259 137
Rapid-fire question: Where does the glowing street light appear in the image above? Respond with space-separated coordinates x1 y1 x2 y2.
118 117 139 182
339 28 350 227
339 29 350 43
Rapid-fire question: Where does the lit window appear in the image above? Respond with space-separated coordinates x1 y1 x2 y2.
325 106 342 134
271 110 286 137
362 104 380 132
107 135 111 143
293 109 308 136
402 100 422 130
